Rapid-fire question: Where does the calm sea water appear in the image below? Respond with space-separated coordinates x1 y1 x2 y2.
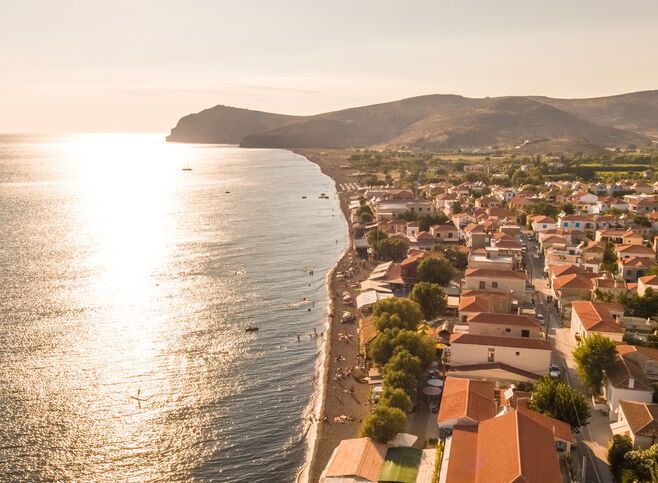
0 134 347 481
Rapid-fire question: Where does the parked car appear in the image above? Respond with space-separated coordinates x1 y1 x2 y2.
549 363 561 378
537 313 545 324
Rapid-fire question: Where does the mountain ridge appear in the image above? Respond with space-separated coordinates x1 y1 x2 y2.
166 91 658 152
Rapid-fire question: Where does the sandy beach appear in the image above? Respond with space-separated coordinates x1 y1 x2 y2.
293 149 374 483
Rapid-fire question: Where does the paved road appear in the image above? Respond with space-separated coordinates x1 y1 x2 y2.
524 235 612 483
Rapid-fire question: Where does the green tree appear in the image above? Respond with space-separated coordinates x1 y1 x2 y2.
410 282 447 320
625 444 658 482
373 298 423 329
435 244 468 270
560 203 575 215
527 201 559 218
633 214 652 227
392 330 436 369
359 406 407 443
370 330 397 366
377 238 409 261
417 257 455 286
601 242 618 274
382 369 417 395
397 209 417 221
512 169 528 186
529 376 591 432
370 329 435 368
617 288 658 318
359 211 373 223
356 204 373 217
451 201 463 214
384 348 423 380
608 434 633 482
417 213 449 232
367 229 388 247
573 334 617 394
379 387 412 413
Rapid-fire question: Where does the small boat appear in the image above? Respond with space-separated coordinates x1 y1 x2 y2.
302 196 307 199
182 167 192 171
225 191 231 194
245 326 259 332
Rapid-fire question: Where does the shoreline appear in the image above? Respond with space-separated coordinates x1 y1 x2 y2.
293 149 371 483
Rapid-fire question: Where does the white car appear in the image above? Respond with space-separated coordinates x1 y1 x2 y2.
549 364 561 378
537 313 545 324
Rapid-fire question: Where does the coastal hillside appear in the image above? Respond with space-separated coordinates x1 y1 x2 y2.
167 91 658 152
166 105 302 143
530 90 658 139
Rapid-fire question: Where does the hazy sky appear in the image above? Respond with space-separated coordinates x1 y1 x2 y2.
1 0 657 133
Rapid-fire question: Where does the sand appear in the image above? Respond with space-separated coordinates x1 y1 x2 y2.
292 149 374 483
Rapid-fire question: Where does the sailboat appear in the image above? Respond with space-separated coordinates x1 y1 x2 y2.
182 160 192 171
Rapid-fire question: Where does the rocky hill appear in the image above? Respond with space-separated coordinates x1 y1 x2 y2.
167 91 658 152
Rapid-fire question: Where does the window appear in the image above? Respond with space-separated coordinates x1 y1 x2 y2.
487 348 495 362
479 281 486 289
492 282 499 289
575 222 580 228
515 352 520 356
505 328 511 333
521 329 530 338
448 233 453 238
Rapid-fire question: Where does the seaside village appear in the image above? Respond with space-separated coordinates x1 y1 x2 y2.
317 176 658 483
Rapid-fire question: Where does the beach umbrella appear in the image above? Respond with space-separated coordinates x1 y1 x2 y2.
427 378 444 388
422 386 441 396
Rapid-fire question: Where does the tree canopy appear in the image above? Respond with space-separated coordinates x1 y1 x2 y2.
573 334 617 394
379 387 412 413
377 238 409 261
410 282 447 320
608 435 633 482
384 348 423 380
370 328 435 368
529 376 591 432
601 242 619 274
373 298 423 329
417 213 449 232
382 369 417 395
359 406 407 443
366 229 387 247
417 257 455 286
618 288 658 319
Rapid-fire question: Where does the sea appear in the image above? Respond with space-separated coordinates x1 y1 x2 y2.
0 133 348 482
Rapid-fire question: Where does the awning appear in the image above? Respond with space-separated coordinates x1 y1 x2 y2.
356 291 394 309
388 433 418 448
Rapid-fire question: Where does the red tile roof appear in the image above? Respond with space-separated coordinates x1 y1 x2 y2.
553 273 595 290
616 244 655 255
639 275 658 286
619 400 658 437
324 437 387 481
467 312 541 328
444 410 562 483
437 377 496 425
571 301 624 333
450 333 551 350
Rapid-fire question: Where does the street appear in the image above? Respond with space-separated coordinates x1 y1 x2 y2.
523 235 613 483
